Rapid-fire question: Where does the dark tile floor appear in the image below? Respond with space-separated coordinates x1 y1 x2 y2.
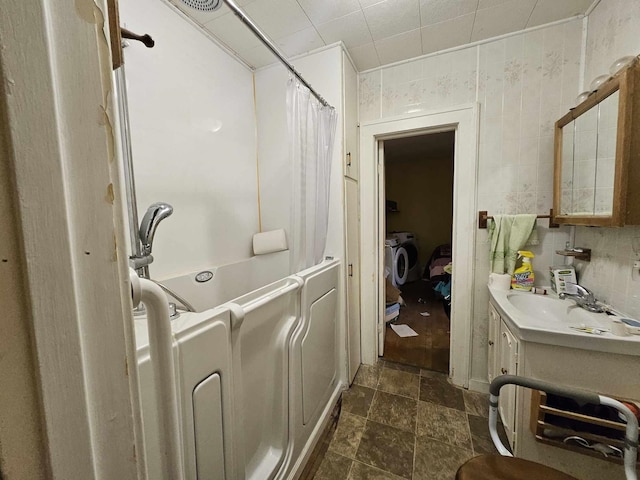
383 281 450 373
312 360 508 480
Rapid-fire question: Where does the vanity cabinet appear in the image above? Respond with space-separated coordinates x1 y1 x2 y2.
488 304 519 449
488 289 640 480
553 59 640 226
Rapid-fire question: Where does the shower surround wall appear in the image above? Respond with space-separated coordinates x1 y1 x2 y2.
359 19 583 386
573 0 640 318
119 0 259 280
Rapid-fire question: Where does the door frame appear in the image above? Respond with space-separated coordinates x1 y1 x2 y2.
359 105 479 388
1 1 144 478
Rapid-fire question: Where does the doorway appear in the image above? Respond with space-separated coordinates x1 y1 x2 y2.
382 132 455 373
359 106 479 388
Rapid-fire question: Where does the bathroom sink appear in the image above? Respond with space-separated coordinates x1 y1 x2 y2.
506 293 610 328
489 287 640 355
506 294 569 323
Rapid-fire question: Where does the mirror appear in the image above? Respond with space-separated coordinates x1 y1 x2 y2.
553 59 640 226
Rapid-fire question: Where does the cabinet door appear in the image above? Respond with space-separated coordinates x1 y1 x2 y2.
343 52 358 180
498 321 518 449
345 177 361 382
487 304 500 384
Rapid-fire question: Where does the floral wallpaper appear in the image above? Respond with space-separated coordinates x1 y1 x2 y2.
584 0 640 88
359 20 583 383
574 0 640 319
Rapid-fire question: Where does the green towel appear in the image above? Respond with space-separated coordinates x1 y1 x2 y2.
489 214 538 274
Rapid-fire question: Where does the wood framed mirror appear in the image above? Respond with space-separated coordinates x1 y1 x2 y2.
553 58 640 226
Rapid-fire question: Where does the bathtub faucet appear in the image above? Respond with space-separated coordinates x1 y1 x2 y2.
130 202 173 278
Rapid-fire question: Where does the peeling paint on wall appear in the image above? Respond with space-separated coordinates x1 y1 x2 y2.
74 0 100 25
106 183 115 204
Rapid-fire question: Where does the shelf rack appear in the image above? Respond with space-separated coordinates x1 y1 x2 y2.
530 390 639 466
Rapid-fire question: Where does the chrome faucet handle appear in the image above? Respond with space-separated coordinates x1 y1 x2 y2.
562 282 603 313
139 202 173 256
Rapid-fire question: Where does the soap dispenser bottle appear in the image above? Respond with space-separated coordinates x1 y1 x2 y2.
512 251 535 291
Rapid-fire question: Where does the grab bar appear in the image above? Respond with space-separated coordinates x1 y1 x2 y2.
130 269 184 480
228 277 304 329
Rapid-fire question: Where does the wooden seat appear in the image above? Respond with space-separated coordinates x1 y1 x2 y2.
456 455 579 480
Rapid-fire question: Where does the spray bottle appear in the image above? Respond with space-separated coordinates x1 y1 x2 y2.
511 251 535 291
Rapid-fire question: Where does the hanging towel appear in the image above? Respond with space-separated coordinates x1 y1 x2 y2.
489 214 538 274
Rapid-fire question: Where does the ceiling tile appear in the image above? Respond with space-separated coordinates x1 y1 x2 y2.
477 0 512 9
243 0 313 40
363 0 421 41
421 13 474 54
358 0 387 8
238 43 276 69
471 0 537 42
296 0 362 25
348 43 381 70
275 27 326 57
419 0 478 26
375 28 422 65
204 11 262 52
526 0 592 27
316 10 373 48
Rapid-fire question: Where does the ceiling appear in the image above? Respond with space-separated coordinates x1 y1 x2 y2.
168 0 595 71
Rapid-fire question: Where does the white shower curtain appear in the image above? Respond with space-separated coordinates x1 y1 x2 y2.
287 75 337 272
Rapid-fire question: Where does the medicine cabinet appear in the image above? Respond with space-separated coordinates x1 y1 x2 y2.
553 59 640 226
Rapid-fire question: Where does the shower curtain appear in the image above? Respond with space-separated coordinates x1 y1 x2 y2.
287 75 337 272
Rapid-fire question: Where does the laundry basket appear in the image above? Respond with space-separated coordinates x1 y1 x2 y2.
456 375 639 480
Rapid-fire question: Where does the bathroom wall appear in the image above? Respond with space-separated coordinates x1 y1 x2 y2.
573 0 640 319
119 0 259 279
385 155 454 266
360 20 582 384
254 45 347 265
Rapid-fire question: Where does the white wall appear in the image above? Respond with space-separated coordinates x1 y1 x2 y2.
254 45 346 265
120 0 259 279
359 21 583 383
573 0 640 318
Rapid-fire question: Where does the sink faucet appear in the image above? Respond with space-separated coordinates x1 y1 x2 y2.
130 202 173 278
559 283 604 313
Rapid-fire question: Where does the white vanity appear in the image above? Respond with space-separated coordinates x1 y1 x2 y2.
488 287 640 480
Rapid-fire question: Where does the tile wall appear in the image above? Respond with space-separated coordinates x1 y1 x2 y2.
359 20 584 384
574 0 640 319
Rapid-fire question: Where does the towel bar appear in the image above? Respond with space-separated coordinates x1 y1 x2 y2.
478 209 560 229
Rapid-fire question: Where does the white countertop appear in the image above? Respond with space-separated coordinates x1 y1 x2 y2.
488 287 640 356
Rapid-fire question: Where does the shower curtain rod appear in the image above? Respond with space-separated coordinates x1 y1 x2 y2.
223 0 333 109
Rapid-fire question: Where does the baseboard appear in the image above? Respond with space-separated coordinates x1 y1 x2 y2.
468 378 490 394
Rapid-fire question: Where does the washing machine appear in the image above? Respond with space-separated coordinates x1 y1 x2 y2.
387 232 421 285
385 235 409 287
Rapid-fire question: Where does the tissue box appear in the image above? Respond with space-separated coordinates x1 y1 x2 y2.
385 303 400 323
549 265 577 294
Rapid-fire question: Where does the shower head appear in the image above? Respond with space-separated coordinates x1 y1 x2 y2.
139 202 174 256
179 0 223 12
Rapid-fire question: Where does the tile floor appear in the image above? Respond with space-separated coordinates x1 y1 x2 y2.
383 282 450 373
312 360 508 480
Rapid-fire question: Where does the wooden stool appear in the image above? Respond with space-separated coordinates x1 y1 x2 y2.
456 455 578 480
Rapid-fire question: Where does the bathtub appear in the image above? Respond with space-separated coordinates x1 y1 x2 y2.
135 256 345 480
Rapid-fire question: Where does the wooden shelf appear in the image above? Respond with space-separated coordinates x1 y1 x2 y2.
555 248 591 262
530 390 638 465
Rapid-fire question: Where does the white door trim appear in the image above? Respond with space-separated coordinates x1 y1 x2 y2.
1 1 144 478
359 105 479 388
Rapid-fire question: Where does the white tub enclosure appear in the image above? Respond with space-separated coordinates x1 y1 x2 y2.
136 259 342 480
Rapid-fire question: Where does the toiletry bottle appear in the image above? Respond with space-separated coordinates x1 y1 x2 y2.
512 251 535 291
